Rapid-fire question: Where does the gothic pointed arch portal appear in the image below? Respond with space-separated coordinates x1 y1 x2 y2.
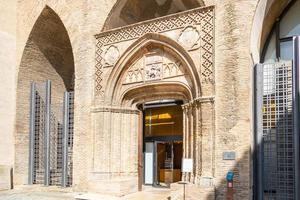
105 33 200 106
16 6 75 186
91 6 215 195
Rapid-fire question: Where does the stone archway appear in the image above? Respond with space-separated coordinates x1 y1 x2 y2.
102 0 205 30
15 6 74 185
104 33 201 105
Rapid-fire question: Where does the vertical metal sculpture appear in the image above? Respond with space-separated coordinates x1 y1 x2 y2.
255 60 298 200
28 83 36 185
62 91 74 187
28 80 74 187
44 80 51 186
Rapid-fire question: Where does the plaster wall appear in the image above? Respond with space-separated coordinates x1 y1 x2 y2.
0 0 17 190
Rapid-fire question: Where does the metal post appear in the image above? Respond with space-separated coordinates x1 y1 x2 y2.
62 92 70 187
44 80 51 186
254 64 264 200
293 36 300 200
183 183 186 200
28 82 36 185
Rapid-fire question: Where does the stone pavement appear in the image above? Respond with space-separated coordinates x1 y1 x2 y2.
0 185 74 200
0 183 215 200
0 185 176 200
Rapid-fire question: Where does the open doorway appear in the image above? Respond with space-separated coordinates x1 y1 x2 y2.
143 100 183 187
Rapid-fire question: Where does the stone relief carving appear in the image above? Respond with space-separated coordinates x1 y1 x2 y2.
144 52 163 81
125 59 144 84
200 10 214 83
163 62 183 77
95 6 214 97
103 45 120 66
178 26 200 50
145 63 162 81
124 50 184 85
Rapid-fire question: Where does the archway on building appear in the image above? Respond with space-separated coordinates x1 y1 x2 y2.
103 0 205 30
15 6 75 186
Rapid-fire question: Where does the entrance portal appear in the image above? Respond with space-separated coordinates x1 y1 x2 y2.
143 100 183 187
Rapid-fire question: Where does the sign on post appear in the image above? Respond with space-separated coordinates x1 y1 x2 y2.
182 158 193 173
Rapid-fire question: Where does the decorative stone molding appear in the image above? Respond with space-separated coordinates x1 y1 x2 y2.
91 106 140 114
95 6 215 98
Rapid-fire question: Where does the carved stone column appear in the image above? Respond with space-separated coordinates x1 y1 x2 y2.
182 102 197 183
182 97 215 186
197 97 215 186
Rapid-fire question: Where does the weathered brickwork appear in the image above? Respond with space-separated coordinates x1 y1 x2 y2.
0 0 285 199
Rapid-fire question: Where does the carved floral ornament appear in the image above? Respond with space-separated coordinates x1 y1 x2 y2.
177 26 200 50
103 45 120 66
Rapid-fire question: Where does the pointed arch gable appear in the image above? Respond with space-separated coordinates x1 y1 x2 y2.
19 5 75 67
19 5 75 90
104 33 201 104
102 0 205 30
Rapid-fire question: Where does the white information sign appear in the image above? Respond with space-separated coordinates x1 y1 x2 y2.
181 158 193 172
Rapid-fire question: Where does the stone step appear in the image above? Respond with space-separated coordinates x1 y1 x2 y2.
75 193 121 200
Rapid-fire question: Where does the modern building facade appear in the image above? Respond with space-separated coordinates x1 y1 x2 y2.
0 0 300 199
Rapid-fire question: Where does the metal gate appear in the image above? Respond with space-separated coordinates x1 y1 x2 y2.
255 60 299 199
28 80 74 187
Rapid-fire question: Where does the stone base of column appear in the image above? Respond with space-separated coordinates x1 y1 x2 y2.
169 182 215 200
0 165 12 190
198 176 214 187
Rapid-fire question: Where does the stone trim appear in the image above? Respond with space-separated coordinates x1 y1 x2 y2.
91 106 140 114
182 96 214 108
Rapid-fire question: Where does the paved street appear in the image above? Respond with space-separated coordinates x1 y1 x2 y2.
0 185 177 200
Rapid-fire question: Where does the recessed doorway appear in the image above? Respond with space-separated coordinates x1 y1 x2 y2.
143 100 183 187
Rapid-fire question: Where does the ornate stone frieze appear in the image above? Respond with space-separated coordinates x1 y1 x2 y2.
95 6 215 97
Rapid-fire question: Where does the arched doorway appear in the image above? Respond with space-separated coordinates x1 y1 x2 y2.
15 6 75 186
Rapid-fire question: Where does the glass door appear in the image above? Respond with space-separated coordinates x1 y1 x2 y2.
153 141 182 187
